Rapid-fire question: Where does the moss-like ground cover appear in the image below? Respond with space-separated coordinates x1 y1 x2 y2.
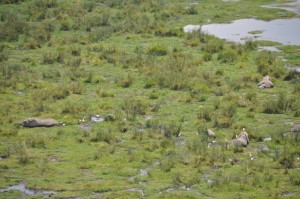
0 0 300 198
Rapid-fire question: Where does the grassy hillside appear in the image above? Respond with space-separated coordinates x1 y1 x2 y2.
0 0 299 198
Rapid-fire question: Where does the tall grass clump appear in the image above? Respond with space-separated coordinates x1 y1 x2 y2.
256 50 276 75
148 44 168 56
0 14 27 42
218 49 237 63
263 93 296 114
244 38 257 51
121 97 147 120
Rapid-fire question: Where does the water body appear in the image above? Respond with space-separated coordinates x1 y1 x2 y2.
261 0 300 15
0 183 57 197
184 0 300 46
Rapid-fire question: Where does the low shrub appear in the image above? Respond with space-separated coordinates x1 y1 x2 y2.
202 40 224 53
43 52 57 64
214 116 233 128
148 44 168 56
263 93 296 114
218 49 237 63
197 108 212 122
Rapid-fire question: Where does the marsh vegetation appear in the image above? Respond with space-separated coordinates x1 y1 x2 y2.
0 0 299 198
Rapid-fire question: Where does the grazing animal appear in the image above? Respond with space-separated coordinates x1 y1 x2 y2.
206 129 216 138
230 128 249 147
291 124 300 133
258 75 273 89
21 118 61 128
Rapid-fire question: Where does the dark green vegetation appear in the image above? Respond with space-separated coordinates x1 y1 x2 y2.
0 0 300 198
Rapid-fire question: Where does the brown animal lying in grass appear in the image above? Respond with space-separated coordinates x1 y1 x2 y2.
230 128 249 147
206 129 216 138
291 124 300 133
258 75 273 89
21 118 62 128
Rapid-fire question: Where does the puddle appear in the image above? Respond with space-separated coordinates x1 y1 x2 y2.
184 18 300 45
127 187 145 197
159 186 202 196
145 115 153 121
250 145 269 152
176 139 186 146
223 0 240 2
263 137 272 142
139 168 148 176
289 66 300 74
0 183 57 197
258 46 281 52
91 115 105 123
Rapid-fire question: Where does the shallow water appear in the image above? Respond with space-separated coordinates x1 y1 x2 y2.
261 0 300 15
0 183 57 197
184 18 300 45
184 0 300 46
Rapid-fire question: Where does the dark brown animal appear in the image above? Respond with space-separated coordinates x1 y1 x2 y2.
21 118 61 128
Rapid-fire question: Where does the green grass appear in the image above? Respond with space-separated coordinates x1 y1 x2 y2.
0 0 300 198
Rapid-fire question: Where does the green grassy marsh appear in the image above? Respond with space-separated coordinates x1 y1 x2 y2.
0 0 300 198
